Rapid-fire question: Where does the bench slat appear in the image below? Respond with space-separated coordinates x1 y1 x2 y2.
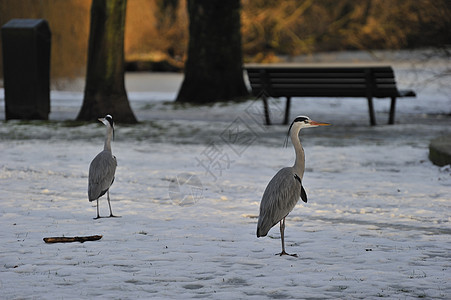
258 90 399 97
268 78 367 84
265 83 368 89
246 66 393 72
248 72 368 79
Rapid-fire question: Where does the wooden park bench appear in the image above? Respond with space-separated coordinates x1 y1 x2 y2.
245 65 416 125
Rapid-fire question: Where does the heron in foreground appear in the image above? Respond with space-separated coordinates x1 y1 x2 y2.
88 114 119 219
257 116 330 256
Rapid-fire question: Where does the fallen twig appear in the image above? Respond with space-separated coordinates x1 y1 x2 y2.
43 235 102 244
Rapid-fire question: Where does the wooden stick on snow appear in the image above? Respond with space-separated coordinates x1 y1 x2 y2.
43 235 102 244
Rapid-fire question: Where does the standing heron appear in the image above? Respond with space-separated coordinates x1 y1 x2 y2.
257 116 330 256
88 114 119 219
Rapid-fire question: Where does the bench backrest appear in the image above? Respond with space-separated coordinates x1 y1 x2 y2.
246 66 400 98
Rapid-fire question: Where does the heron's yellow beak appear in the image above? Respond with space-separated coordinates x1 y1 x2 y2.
310 120 331 126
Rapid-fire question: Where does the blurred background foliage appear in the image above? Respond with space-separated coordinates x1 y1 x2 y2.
241 0 450 60
0 0 449 81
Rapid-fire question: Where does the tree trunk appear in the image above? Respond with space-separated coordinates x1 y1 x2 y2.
77 0 137 123
176 0 249 103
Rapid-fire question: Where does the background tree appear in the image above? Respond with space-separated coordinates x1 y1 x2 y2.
176 0 249 103
77 0 137 123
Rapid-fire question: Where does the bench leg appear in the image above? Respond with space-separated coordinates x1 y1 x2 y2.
388 97 396 125
284 97 291 125
262 94 271 125
367 97 377 126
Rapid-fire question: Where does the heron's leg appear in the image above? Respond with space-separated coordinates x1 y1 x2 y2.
93 199 101 219
107 190 120 218
280 218 286 253
276 217 297 257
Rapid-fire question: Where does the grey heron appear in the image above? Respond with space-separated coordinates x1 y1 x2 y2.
257 116 330 256
88 114 119 219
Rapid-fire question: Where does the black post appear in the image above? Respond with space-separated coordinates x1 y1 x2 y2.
388 97 397 125
365 69 377 126
367 97 376 126
262 93 271 126
260 69 271 125
2 19 51 120
284 97 291 125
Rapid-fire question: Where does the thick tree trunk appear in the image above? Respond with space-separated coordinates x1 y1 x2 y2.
77 0 137 123
176 0 249 103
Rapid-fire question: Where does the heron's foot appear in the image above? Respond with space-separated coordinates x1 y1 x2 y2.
276 251 298 257
93 214 120 220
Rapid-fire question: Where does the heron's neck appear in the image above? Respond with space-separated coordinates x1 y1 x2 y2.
104 126 113 152
291 127 305 178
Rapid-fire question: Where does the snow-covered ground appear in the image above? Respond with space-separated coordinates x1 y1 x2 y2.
0 53 450 299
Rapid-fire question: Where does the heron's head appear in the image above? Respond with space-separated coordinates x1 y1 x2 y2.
285 116 330 146
289 116 330 130
99 114 114 139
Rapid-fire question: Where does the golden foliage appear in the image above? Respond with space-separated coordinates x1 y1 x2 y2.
125 0 187 62
242 0 450 57
0 0 90 79
0 0 449 80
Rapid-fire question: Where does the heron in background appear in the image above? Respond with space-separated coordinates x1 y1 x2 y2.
88 114 119 219
257 116 330 256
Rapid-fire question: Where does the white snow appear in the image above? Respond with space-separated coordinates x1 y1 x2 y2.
0 53 450 299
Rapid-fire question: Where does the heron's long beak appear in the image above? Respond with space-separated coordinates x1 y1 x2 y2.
310 120 331 126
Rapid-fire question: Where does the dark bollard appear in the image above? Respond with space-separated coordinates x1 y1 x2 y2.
2 19 51 120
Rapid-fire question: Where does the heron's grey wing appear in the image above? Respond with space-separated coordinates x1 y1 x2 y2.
257 167 302 237
88 151 117 201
